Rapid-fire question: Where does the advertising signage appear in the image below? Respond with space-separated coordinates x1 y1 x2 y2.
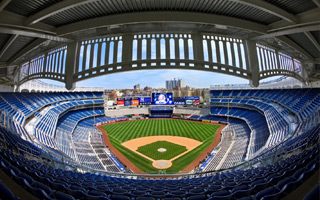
139 96 152 105
131 99 140 106
117 98 125 106
124 98 132 106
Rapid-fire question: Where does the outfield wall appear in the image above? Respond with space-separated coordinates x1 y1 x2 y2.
174 107 209 115
105 107 149 117
105 107 209 117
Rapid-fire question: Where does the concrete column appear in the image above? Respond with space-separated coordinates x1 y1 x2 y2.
122 34 133 69
275 49 281 70
65 42 78 90
245 40 259 87
207 39 213 63
183 38 189 60
301 63 312 85
192 33 204 68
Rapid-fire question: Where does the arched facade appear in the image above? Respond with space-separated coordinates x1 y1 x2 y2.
16 32 305 90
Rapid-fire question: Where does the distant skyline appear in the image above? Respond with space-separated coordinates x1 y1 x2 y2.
42 70 250 89
41 69 281 89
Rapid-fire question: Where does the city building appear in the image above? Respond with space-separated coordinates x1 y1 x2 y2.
165 78 185 90
133 84 140 91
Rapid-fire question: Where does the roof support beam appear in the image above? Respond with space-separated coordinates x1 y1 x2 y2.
0 0 11 13
0 11 71 42
25 0 101 25
56 11 311 58
262 8 320 58
57 11 268 36
229 0 320 55
269 8 320 29
304 57 320 64
0 26 71 42
254 22 320 39
8 38 47 65
277 36 313 59
304 32 320 52
0 34 19 59
312 0 320 8
228 0 297 22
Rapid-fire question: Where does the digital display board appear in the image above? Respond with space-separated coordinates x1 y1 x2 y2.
139 97 152 105
152 93 174 105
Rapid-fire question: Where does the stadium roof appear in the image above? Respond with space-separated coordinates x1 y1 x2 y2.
0 0 319 86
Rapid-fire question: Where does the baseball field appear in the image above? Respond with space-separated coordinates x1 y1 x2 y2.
100 119 221 174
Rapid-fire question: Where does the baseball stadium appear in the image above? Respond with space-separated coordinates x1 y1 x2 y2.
0 0 319 200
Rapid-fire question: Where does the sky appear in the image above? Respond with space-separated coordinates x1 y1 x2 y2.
42 70 249 89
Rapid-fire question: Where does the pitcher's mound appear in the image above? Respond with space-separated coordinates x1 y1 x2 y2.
157 148 167 153
152 160 172 169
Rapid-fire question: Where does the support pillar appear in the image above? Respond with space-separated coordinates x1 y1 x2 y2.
192 33 204 68
245 40 259 87
302 63 312 86
122 34 134 70
65 42 78 90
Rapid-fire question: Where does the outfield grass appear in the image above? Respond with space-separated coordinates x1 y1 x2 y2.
137 141 187 160
103 119 220 173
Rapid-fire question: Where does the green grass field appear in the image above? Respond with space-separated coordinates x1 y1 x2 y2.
137 141 187 160
103 119 220 173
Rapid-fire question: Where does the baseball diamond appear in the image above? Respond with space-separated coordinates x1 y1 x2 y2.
100 119 221 173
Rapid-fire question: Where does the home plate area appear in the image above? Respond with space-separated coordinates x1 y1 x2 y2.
152 160 172 169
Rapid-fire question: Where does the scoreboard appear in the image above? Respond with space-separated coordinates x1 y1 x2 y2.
152 93 174 105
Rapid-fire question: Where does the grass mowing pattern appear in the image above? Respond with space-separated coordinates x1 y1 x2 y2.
103 119 220 173
137 141 187 160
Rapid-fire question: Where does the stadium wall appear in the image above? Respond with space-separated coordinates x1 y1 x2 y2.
174 107 210 115
105 107 149 117
105 107 208 118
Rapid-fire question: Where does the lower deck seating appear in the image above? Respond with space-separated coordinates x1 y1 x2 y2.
0 133 318 200
210 107 270 158
201 116 250 171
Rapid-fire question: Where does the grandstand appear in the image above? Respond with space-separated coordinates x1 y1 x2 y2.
0 1 319 200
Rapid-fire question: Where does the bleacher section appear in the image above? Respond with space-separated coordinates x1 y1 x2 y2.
201 117 250 171
210 88 320 122
206 88 320 160
0 92 124 173
210 107 270 158
0 89 319 199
